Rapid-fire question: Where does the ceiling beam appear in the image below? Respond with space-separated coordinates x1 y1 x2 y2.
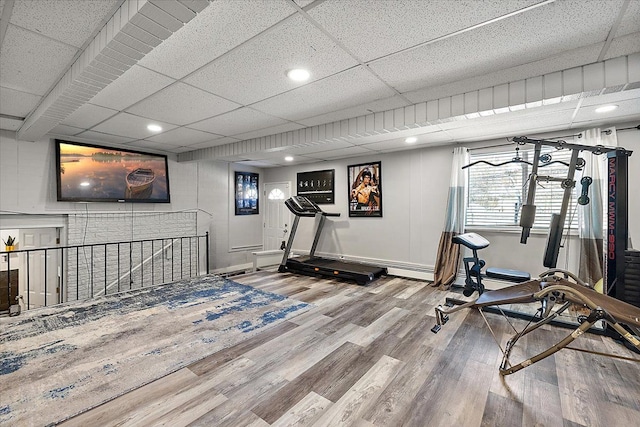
179 53 640 163
17 0 212 142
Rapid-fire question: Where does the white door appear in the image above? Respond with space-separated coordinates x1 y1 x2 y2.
20 228 60 308
264 182 292 251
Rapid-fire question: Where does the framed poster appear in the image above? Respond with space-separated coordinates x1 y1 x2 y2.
348 161 382 217
296 169 335 204
235 171 259 215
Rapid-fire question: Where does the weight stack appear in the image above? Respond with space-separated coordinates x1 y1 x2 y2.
623 250 640 308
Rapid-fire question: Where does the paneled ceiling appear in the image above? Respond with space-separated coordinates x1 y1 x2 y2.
1 0 639 167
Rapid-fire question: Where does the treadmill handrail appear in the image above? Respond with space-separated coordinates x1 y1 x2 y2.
284 196 340 217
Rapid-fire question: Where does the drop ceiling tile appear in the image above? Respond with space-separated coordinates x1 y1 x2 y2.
0 25 78 95
123 141 182 155
126 82 242 126
297 95 409 127
402 45 601 105
49 124 84 136
183 14 358 105
293 0 316 8
0 87 41 117
369 0 621 94
145 127 223 145
185 136 241 150
128 139 183 150
0 118 22 131
189 107 289 136
91 112 178 139
89 65 175 111
62 103 118 129
304 145 376 161
617 0 640 36
10 0 120 48
251 67 396 121
231 122 305 142
138 0 295 79
308 0 541 62
573 95 640 124
74 130 137 145
603 31 640 61
166 146 201 154
235 159 284 168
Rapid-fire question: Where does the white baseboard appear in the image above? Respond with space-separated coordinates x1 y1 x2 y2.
386 267 433 281
212 262 253 276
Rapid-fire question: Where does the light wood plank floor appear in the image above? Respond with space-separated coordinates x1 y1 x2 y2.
60 270 640 427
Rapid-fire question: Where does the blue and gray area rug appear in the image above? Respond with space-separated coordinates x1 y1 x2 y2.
0 275 310 426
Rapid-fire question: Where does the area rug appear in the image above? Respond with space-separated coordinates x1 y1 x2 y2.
0 274 311 426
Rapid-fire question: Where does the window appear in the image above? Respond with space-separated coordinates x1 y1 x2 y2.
268 188 285 200
466 146 578 230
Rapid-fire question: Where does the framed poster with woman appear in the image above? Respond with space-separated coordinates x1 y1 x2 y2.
348 161 382 217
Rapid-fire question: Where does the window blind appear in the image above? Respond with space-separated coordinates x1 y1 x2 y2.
466 147 578 229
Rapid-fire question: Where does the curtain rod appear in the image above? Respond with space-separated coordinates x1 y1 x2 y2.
466 140 513 151
466 124 639 151
604 124 640 134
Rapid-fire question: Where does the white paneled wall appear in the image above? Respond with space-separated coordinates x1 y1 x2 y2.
1 123 639 282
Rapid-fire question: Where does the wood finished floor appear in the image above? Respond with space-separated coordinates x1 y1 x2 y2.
60 271 640 427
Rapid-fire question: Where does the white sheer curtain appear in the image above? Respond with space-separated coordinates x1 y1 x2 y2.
432 147 469 289
577 127 617 287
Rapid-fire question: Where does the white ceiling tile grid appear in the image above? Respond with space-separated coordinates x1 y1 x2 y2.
0 0 638 162
183 14 359 105
125 82 242 126
137 0 296 79
88 65 175 111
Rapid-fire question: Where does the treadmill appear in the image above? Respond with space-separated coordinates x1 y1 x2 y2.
278 196 387 285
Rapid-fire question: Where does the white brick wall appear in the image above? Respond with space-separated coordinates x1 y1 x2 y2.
67 212 196 245
65 212 201 301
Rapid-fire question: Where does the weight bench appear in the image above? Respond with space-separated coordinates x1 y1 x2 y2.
453 232 530 296
431 269 640 375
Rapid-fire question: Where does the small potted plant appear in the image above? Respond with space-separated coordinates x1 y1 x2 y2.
3 235 17 251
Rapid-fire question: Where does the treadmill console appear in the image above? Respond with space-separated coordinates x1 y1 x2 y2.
285 196 322 216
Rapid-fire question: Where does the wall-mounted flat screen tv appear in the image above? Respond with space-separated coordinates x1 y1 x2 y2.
56 139 170 203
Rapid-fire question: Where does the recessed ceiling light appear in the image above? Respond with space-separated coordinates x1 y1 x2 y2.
80 182 90 187
284 156 294 162
405 137 417 143
594 105 618 113
287 69 310 82
147 124 162 132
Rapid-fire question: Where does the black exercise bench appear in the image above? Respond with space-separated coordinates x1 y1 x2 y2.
453 232 530 296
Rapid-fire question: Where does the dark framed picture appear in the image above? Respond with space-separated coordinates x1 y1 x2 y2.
296 169 335 204
234 171 259 215
348 161 382 217
55 139 170 203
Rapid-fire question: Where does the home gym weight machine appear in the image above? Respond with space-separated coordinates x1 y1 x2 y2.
512 136 636 306
457 135 635 303
430 134 639 373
